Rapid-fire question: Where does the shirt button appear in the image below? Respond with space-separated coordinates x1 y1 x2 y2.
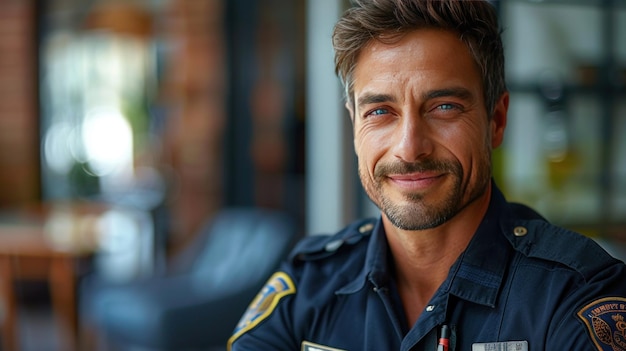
325 239 343 252
359 223 374 234
513 226 528 237
425 305 435 312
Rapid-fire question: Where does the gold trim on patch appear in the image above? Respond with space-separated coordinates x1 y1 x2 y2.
577 296 626 351
301 340 347 351
227 272 296 350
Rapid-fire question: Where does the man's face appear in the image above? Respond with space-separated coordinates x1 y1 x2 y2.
349 29 507 231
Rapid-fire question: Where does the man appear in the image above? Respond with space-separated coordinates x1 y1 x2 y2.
228 1 626 350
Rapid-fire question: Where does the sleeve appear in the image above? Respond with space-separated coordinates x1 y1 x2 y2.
547 261 626 351
227 270 299 351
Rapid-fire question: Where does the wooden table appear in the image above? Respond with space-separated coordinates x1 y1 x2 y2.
0 204 102 351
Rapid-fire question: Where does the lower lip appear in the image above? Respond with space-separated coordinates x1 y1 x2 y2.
388 175 442 191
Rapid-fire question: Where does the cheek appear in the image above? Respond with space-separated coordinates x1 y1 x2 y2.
439 122 490 170
434 123 470 152
354 129 387 176
354 126 390 158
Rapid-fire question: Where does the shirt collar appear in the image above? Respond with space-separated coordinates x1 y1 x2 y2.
336 217 388 294
337 182 512 309
444 185 512 307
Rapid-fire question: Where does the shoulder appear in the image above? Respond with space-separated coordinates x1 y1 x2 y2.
227 218 378 350
499 203 626 350
287 217 377 264
501 202 624 280
271 217 379 301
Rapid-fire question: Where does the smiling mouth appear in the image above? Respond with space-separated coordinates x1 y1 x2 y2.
387 172 445 190
388 172 441 181
374 158 456 189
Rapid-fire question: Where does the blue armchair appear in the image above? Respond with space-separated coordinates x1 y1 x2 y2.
81 207 299 350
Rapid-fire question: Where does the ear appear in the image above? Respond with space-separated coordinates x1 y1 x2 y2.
490 92 508 148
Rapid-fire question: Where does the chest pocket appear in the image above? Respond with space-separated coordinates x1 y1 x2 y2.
407 325 456 351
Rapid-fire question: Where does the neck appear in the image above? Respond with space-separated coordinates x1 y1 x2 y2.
384 185 492 327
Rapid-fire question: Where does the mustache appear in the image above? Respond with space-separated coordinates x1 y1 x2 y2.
374 159 458 178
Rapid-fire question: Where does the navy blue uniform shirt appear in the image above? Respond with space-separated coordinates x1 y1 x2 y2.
228 185 626 351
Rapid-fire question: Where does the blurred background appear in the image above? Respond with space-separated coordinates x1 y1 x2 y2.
0 0 624 350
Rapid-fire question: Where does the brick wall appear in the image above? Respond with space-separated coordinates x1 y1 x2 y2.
160 0 226 250
0 0 40 208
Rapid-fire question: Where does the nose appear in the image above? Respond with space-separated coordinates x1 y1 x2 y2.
391 114 433 162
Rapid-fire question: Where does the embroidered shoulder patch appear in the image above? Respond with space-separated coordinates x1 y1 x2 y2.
227 272 296 349
577 297 626 351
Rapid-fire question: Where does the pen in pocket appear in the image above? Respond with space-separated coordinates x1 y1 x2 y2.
437 324 450 351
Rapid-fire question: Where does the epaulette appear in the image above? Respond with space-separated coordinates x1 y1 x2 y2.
502 204 620 280
290 218 377 262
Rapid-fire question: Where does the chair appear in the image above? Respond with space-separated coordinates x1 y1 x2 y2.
80 207 299 351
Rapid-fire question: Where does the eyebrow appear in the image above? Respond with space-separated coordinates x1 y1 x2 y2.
423 87 474 102
356 87 475 110
356 93 396 110
356 87 474 112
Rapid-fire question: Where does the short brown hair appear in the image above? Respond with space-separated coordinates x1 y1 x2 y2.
333 0 506 117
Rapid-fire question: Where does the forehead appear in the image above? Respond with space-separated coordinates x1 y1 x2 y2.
352 29 481 100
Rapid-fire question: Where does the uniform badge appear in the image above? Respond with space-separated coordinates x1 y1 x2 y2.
227 272 296 349
301 340 347 351
577 297 626 351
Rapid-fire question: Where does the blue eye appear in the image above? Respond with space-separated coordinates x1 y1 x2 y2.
367 108 388 116
438 104 456 110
